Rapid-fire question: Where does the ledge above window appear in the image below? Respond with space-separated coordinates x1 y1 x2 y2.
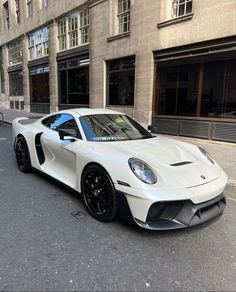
157 13 194 29
107 32 130 42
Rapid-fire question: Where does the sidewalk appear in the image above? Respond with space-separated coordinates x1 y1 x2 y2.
1 107 235 195
0 107 43 124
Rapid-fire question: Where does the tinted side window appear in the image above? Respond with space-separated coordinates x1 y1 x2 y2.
42 114 58 128
42 114 82 139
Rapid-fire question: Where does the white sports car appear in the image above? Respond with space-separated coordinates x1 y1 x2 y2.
12 108 227 230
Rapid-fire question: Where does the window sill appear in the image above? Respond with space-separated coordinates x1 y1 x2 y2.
107 32 130 42
157 13 194 29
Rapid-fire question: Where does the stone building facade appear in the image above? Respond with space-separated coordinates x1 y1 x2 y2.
0 0 236 142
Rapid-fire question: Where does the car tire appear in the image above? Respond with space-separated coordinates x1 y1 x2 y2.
81 165 118 222
15 136 32 173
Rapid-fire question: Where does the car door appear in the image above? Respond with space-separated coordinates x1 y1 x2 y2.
40 113 82 187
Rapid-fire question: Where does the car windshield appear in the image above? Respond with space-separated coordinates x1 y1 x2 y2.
79 114 153 142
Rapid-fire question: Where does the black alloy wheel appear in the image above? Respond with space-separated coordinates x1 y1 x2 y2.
15 136 32 172
82 165 118 222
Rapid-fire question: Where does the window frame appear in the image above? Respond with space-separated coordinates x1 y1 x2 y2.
171 0 193 18
80 8 89 45
8 39 23 65
68 13 79 48
117 0 130 34
27 0 33 17
15 0 20 23
58 18 67 51
3 1 10 30
28 27 49 60
57 8 90 52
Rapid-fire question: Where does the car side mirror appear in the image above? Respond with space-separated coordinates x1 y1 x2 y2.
58 129 77 141
147 125 158 134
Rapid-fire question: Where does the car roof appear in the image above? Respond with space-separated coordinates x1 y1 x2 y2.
65 108 124 116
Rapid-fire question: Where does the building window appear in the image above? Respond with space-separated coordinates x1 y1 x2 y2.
58 18 67 51
9 70 23 96
80 8 89 44
3 1 9 29
42 0 48 8
27 0 33 17
157 65 198 116
68 13 79 48
8 40 23 65
171 0 193 18
29 64 50 113
28 27 49 60
117 0 130 34
107 56 135 106
57 8 89 51
58 58 89 106
156 60 236 119
15 0 20 23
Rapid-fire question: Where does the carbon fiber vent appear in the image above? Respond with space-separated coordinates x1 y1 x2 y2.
170 161 192 166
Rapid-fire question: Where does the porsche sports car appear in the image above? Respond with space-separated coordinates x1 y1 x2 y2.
12 108 227 230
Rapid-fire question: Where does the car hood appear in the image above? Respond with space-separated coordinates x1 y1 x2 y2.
92 136 222 189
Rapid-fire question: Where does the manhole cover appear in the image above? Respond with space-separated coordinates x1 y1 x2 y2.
71 211 86 220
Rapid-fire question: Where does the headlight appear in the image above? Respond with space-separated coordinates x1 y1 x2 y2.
128 158 157 184
199 147 214 164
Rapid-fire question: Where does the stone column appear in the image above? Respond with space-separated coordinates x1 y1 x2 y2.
22 35 30 112
2 45 10 108
48 20 58 113
133 51 154 128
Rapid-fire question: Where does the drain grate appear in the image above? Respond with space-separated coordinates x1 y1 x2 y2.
71 211 86 220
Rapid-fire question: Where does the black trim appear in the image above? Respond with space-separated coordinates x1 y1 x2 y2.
154 35 236 66
35 133 45 165
57 45 89 61
8 64 22 72
28 57 49 68
170 161 192 167
117 180 131 187
116 191 136 225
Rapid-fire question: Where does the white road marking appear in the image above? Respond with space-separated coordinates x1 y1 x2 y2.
0 138 7 140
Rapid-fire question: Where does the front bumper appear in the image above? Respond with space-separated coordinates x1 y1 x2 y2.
133 193 226 230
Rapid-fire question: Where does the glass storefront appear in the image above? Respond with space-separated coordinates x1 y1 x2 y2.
30 64 50 113
156 60 236 119
107 56 135 106
9 70 23 96
58 58 89 107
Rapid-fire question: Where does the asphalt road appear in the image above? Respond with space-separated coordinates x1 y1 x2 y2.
0 124 236 291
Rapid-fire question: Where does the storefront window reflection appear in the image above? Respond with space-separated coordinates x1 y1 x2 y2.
107 56 135 106
157 60 236 119
58 58 89 106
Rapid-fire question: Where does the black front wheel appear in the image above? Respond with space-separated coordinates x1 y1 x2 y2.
81 165 118 222
15 136 32 172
